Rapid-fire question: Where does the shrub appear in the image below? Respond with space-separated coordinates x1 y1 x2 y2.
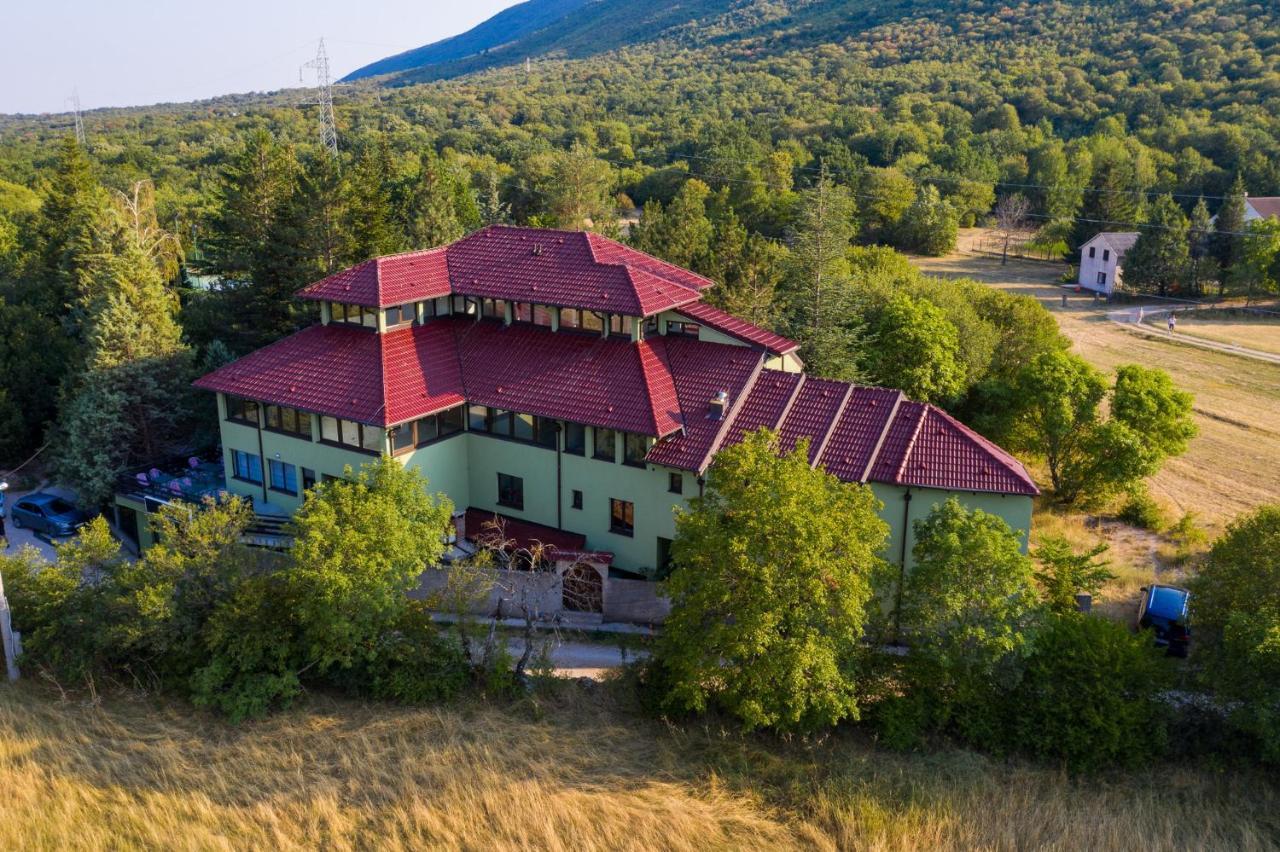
334 602 469 704
1033 536 1114 614
1010 614 1169 771
1117 485 1167 530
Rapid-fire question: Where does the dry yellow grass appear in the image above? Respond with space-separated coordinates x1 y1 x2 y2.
1155 313 1280 356
1 682 1277 851
911 245 1280 533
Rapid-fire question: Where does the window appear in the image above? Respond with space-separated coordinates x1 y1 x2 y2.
269 459 298 495
1097 272 1107 286
319 416 382 453
564 422 585 455
1088 246 1096 258
264 404 312 439
230 449 262 484
438 406 464 437
392 422 416 454
385 305 413 328
481 298 507 320
467 406 555 448
643 316 659 337
560 307 580 329
532 305 553 326
1103 249 1111 261
610 498 634 536
666 320 700 338
534 416 558 448
609 315 634 337
497 473 524 510
302 468 316 492
571 489 583 510
422 300 438 320
225 395 259 426
512 302 532 323
490 408 514 437
329 302 377 328
469 404 489 432
594 428 616 462
581 310 605 333
668 472 683 494
514 412 535 441
624 433 648 467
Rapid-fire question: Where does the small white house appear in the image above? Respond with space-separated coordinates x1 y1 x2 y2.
1078 232 1139 295
1244 197 1280 223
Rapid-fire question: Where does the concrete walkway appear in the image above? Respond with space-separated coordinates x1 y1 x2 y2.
1107 306 1280 365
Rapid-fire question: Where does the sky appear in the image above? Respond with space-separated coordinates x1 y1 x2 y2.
0 0 524 115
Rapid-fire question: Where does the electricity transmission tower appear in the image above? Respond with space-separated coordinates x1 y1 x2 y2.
68 88 85 146
301 38 339 159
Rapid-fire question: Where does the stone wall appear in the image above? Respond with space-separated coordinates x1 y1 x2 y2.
604 577 671 625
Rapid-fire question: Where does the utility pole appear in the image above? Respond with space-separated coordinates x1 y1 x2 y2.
301 38 339 160
68 88 85 146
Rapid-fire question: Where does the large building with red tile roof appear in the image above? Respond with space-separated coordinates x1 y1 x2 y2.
192 225 1036 588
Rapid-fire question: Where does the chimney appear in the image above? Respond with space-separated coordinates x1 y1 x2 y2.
708 390 728 420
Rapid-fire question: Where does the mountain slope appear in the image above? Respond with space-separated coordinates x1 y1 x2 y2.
341 0 594 81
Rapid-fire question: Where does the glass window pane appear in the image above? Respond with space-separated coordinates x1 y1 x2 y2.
533 306 552 326
296 410 312 439
491 409 512 437
439 407 463 436
514 412 534 441
362 424 384 452
265 405 280 429
281 407 297 433
565 422 585 455
415 415 438 444
469 404 489 432
321 416 339 443
535 417 557 448
341 419 361 447
513 302 532 323
560 308 579 328
393 424 415 452
594 428 616 461
582 311 604 332
624 433 648 466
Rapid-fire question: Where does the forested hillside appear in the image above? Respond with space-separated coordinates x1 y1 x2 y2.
0 0 1277 488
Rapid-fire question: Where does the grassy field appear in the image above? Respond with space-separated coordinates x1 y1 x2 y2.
1145 311 1280 357
1 681 1278 851
911 245 1280 532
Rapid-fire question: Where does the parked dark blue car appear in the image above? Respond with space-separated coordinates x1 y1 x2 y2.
10 493 95 538
1137 584 1191 657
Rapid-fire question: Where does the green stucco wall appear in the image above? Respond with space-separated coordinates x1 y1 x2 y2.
207 395 1032 578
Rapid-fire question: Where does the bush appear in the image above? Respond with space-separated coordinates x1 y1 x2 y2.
335 602 469 704
1033 536 1114 614
1117 486 1167 530
1010 614 1169 771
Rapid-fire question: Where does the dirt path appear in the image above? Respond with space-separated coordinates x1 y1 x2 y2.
911 244 1280 530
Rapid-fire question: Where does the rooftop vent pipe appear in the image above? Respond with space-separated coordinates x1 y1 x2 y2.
709 390 729 420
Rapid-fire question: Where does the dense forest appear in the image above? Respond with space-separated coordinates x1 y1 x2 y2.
0 0 1277 495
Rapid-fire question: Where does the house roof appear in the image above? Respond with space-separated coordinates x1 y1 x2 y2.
1084 232 1140 255
193 323 465 427
297 225 710 316
461 507 587 554
674 301 799 356
704 370 1040 497
1247 197 1280 220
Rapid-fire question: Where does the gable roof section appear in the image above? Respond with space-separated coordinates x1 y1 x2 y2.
816 387 904 482
452 319 682 437
1094 231 1140 255
674 301 800 356
299 226 708 315
776 377 853 464
720 371 805 449
644 337 765 470
381 323 467 426
298 248 450 308
1247 197 1280 219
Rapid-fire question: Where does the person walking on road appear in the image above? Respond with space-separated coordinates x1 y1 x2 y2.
1168 312 1177 333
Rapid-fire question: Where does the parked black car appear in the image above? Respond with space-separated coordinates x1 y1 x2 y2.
1137 584 1191 657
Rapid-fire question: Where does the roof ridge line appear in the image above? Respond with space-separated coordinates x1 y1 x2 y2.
858 391 906 483
809 382 855 468
638 337 678 438
695 351 767 473
773 371 807 431
892 402 929 484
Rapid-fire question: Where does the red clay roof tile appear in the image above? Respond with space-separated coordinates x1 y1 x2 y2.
817 387 904 482
298 248 451 308
674 302 799 355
